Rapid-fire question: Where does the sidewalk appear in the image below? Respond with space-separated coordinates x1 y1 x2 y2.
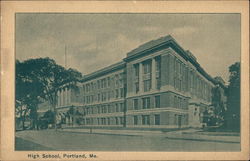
60 128 163 136
59 128 240 144
165 129 240 144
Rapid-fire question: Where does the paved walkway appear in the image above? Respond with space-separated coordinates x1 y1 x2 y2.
60 128 240 144
165 130 240 143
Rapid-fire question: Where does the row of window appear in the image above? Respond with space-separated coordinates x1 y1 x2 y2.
189 72 212 102
83 73 124 93
84 117 125 125
133 57 161 93
173 114 188 125
173 56 212 102
133 114 160 125
173 95 188 109
83 102 125 115
79 115 161 126
133 95 187 110
133 95 161 110
132 54 212 102
174 57 187 93
83 88 125 104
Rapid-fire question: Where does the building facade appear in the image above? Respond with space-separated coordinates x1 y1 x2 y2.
56 35 216 129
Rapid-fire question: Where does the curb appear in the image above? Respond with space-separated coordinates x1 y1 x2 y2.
165 137 240 144
59 130 142 137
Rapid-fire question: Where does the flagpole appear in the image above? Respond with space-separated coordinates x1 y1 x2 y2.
65 45 67 69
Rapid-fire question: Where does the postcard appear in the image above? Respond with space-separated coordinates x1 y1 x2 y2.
0 1 249 160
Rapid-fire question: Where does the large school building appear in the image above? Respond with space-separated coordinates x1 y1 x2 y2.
56 35 216 129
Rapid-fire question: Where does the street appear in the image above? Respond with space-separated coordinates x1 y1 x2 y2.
15 129 240 151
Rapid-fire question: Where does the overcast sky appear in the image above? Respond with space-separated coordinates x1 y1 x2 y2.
16 13 240 83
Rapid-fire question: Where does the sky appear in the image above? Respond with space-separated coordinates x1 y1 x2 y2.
16 13 240 83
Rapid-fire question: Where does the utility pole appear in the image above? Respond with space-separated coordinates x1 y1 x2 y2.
65 45 67 69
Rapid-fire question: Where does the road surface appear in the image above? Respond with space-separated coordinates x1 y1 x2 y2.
15 129 240 151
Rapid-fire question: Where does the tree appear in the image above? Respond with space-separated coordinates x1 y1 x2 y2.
226 62 240 131
15 57 82 130
16 60 44 129
211 85 227 126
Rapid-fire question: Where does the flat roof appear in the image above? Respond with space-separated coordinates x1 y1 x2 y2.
81 61 125 82
125 34 215 84
80 35 215 84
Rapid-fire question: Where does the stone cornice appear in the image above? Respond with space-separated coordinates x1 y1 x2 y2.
81 61 126 82
124 35 215 84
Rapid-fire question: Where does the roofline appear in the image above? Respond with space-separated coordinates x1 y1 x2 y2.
124 35 215 84
81 61 126 82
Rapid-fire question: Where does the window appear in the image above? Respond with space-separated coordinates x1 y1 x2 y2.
155 96 160 108
143 61 151 74
156 58 162 89
134 116 138 125
174 96 177 108
155 57 161 90
83 85 85 93
83 96 85 104
120 88 124 97
86 119 90 125
179 79 182 91
101 106 104 113
89 95 91 103
183 99 187 109
98 93 101 102
156 78 161 90
108 104 111 113
115 117 119 125
142 115 150 125
103 78 107 88
97 106 100 113
104 105 107 113
103 92 107 101
91 95 94 103
120 103 124 112
115 89 119 98
119 73 123 86
107 91 110 100
91 82 93 91
142 97 150 109
93 82 96 91
155 56 161 72
115 74 119 87
143 80 151 92
133 99 139 110
86 84 89 92
178 97 181 108
107 118 110 125
101 93 104 102
115 103 119 112
155 114 160 125
103 118 106 125
97 118 100 125
120 117 124 125
97 80 100 89
107 77 110 87
134 64 139 77
174 114 178 125
91 107 94 114
135 82 139 93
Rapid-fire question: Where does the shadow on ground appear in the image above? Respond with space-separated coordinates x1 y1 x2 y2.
15 137 53 151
